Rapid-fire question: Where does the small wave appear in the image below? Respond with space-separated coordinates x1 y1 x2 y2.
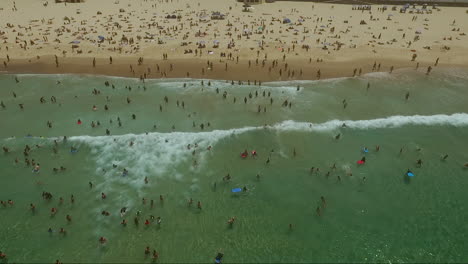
66 113 468 188
274 113 468 132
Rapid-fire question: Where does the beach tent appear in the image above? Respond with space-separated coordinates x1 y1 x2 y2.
283 18 291 24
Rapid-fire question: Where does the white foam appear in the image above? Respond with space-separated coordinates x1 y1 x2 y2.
69 127 256 196
274 113 468 132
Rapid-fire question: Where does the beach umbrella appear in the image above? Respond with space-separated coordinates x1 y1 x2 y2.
98 35 105 41
283 18 291 24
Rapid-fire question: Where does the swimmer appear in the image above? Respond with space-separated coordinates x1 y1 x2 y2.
375 145 380 152
152 250 159 260
66 214 72 222
33 164 40 173
101 192 106 199
59 228 66 235
223 174 231 182
320 196 326 208
215 252 224 264
99 236 107 244
227 217 236 226
197 201 202 210
416 159 423 167
243 186 248 192
145 246 150 255
188 198 193 206
241 149 248 158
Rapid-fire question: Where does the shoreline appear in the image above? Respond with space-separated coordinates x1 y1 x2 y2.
2 56 466 82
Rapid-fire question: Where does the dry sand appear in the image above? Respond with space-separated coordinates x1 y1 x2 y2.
1 0 467 80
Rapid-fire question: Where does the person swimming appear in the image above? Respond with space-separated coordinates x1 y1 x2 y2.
215 252 224 264
33 164 40 173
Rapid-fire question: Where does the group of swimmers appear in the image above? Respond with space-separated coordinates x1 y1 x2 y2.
2 75 468 264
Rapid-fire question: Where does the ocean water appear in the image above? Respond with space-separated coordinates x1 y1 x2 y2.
0 69 468 263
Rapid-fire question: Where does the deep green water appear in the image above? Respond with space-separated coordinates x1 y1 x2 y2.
1 69 468 263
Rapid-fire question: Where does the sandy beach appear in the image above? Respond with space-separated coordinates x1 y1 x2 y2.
1 0 467 80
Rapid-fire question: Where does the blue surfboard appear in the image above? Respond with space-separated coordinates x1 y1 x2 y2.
407 172 414 177
231 188 242 193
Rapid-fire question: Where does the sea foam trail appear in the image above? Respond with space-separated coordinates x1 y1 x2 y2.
66 113 468 190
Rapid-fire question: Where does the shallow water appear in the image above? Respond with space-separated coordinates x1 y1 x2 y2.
1 69 468 263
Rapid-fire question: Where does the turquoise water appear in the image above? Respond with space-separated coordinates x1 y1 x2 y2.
1 69 468 263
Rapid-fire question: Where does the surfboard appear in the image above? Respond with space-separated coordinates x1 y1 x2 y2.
231 188 242 193
407 172 415 177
